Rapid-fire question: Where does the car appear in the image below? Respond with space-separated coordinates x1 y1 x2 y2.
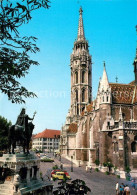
52 171 70 180
51 169 61 176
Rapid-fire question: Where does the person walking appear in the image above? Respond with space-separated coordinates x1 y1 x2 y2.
124 185 130 195
116 182 119 195
131 178 136 190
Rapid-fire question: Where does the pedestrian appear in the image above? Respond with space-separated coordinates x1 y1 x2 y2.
121 183 125 195
116 182 119 195
124 185 130 195
90 167 92 173
131 178 136 190
60 163 63 170
119 185 124 195
86 166 88 172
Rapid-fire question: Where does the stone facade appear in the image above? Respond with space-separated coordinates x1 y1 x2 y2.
60 7 137 178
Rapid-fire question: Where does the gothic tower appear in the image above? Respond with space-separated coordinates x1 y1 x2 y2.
133 26 137 85
70 7 92 121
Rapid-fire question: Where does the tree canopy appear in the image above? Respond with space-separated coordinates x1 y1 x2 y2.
0 0 50 103
0 116 12 151
53 179 91 195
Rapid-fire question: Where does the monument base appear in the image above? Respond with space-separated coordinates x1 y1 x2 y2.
0 153 53 195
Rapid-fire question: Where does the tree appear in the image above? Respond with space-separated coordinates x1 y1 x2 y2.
0 116 12 151
53 179 91 195
0 0 50 103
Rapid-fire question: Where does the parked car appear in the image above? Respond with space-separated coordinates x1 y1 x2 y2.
52 171 70 180
51 169 61 176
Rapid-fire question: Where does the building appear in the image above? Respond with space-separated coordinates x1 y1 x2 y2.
60 7 137 177
33 129 60 152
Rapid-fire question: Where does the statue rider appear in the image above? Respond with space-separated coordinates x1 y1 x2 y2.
16 108 33 132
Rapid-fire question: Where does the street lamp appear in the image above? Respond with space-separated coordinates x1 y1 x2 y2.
53 135 56 156
71 156 73 172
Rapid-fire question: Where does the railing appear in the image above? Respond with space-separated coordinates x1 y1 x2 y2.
124 122 137 129
107 122 137 130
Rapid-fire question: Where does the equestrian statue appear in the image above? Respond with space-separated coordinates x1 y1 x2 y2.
8 108 36 154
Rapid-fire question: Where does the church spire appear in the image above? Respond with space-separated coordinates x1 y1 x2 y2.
133 25 137 85
100 61 109 91
77 7 85 41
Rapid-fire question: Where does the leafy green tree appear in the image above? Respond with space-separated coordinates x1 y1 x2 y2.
54 179 91 195
0 116 12 151
0 0 50 103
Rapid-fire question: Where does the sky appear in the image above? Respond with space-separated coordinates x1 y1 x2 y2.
0 0 137 134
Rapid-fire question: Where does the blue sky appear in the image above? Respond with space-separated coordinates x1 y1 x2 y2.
0 0 137 134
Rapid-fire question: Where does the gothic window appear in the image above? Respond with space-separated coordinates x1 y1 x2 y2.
75 72 78 84
107 96 109 102
103 96 104 102
75 89 78 102
82 89 85 102
82 71 85 83
89 89 91 103
82 107 85 112
131 136 137 152
131 142 136 152
77 105 79 115
114 142 118 152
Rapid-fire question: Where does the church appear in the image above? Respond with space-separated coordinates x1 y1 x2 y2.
60 7 137 177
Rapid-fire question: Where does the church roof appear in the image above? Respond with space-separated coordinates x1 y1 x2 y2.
81 102 94 116
34 129 60 139
109 83 137 104
67 123 78 133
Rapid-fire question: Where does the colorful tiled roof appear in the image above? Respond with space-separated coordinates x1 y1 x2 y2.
34 129 60 139
67 123 78 133
109 83 137 104
81 102 93 116
129 81 135 85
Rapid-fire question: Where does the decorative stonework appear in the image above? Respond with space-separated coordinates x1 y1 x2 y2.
0 153 53 195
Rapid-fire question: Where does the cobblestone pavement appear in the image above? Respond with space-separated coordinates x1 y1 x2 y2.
40 153 137 195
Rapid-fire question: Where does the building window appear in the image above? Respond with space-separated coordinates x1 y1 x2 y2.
75 72 78 84
77 105 79 115
114 142 118 152
43 138 47 141
82 71 85 83
107 96 109 102
75 89 78 102
131 142 136 152
82 89 85 102
103 96 104 102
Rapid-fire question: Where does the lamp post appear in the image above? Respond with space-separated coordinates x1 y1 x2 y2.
71 156 73 172
53 135 56 156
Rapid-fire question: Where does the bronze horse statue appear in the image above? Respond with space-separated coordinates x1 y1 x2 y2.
8 122 34 154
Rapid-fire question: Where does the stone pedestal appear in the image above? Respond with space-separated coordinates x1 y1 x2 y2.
0 153 53 195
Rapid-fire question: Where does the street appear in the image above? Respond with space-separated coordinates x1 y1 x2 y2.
40 153 137 195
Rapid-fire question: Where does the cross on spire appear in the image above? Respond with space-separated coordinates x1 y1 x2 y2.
116 76 118 83
77 7 85 41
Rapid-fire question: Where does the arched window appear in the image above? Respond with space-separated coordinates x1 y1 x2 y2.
75 72 78 84
114 142 118 152
82 71 85 83
103 96 104 102
82 89 85 102
131 142 136 152
77 105 79 115
75 90 78 102
131 136 137 152
107 96 109 102
82 107 85 112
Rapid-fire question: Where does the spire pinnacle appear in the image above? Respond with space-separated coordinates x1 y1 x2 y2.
77 7 85 41
100 62 109 91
